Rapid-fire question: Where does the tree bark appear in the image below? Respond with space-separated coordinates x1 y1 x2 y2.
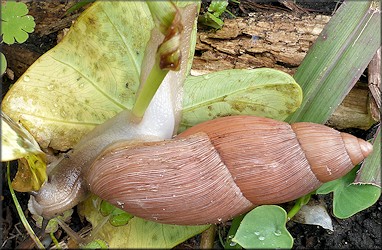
192 12 330 75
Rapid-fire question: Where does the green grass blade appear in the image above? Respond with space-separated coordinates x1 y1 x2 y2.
7 163 45 249
132 59 168 119
355 127 381 187
65 0 95 15
286 0 380 123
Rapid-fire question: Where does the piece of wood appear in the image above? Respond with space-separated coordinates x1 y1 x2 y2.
20 0 83 36
368 47 381 121
327 83 377 130
192 12 378 130
193 12 330 75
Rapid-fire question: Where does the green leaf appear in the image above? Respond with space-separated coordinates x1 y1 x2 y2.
198 0 229 29
208 0 229 17
283 0 380 222
179 68 302 132
316 167 381 219
100 200 134 227
109 210 134 227
286 1 380 124
65 0 95 15
1 52 6 75
232 205 293 249
198 12 225 29
1 0 36 44
99 200 116 216
82 239 108 249
78 195 209 248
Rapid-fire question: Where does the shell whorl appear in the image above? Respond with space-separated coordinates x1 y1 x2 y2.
179 116 322 205
87 115 372 225
87 133 253 225
290 122 372 182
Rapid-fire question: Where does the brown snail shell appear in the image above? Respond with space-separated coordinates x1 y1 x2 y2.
86 116 373 225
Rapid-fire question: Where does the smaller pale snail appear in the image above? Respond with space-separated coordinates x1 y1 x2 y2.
28 2 199 221
83 115 372 225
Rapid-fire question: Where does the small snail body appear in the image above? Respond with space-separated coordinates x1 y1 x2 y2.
86 116 372 225
27 3 200 219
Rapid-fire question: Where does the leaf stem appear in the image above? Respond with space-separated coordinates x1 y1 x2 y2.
287 193 312 221
56 217 84 245
50 232 61 249
224 214 245 249
7 162 45 249
131 56 168 119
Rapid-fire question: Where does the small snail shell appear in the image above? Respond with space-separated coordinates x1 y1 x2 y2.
86 116 372 225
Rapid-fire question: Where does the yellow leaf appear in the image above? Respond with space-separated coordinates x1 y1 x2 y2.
12 154 47 192
1 111 43 162
78 195 208 248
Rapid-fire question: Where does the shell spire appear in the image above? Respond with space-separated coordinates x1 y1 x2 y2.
340 132 373 165
291 122 373 183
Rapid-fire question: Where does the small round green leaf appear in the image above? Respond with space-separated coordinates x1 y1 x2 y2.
99 200 115 216
1 52 6 75
208 0 228 17
109 209 134 227
100 200 133 226
82 239 108 249
316 167 381 219
232 205 293 249
78 195 209 248
1 1 36 44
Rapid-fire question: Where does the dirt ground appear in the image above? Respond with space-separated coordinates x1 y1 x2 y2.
1 0 381 249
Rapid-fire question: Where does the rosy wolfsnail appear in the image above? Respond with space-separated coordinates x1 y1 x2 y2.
30 115 370 225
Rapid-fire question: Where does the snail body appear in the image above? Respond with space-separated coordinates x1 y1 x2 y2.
28 3 199 219
28 106 172 219
86 115 372 225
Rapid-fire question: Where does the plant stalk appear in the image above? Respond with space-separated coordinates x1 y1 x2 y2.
131 55 168 119
7 163 45 249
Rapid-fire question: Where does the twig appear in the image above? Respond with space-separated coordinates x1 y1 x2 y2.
200 225 217 249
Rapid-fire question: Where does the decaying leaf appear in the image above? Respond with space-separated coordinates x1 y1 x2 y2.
292 199 333 231
12 155 46 192
1 111 46 191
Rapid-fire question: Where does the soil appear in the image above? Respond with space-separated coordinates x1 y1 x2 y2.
1 0 381 249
